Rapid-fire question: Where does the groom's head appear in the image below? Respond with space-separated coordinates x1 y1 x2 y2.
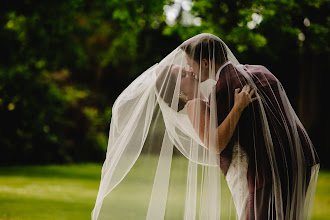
180 34 228 82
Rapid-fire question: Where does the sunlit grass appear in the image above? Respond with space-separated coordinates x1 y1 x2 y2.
0 164 101 220
0 158 329 220
311 170 330 220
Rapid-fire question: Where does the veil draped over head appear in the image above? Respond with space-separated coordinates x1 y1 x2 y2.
92 33 319 220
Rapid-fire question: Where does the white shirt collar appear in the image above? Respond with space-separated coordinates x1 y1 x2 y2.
216 61 232 81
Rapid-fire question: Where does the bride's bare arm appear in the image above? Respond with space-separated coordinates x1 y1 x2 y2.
187 85 257 154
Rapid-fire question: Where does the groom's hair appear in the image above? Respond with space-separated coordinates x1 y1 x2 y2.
155 65 186 112
180 35 228 66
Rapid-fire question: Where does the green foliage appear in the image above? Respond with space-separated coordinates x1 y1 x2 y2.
0 63 67 164
0 0 167 164
0 0 329 165
161 0 330 168
83 106 111 152
165 0 329 58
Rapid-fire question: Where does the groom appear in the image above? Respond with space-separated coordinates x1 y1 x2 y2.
180 34 319 219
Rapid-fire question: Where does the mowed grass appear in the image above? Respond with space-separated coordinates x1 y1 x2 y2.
0 164 101 220
0 156 329 220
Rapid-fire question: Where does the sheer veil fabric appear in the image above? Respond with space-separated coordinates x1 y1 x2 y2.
92 33 319 220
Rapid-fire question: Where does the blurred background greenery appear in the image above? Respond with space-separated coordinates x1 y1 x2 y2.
0 0 329 166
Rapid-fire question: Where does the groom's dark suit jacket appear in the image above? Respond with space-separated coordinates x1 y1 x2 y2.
215 63 319 194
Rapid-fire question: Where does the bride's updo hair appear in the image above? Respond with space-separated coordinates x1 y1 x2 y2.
155 65 186 112
180 33 228 66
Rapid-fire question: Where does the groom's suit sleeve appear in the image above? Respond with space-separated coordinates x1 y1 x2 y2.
215 64 249 177
216 64 319 219
244 65 319 219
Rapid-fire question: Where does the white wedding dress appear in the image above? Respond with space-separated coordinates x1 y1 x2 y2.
225 144 250 220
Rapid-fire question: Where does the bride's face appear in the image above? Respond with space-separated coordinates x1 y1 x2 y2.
185 54 209 82
171 65 199 100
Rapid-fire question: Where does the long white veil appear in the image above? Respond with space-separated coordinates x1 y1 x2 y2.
92 33 319 220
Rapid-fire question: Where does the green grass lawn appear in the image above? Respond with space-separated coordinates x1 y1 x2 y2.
0 164 100 220
0 158 329 220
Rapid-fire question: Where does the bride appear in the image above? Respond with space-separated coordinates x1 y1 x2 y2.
92 33 319 220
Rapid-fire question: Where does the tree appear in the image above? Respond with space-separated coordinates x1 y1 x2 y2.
0 0 168 164
163 0 330 167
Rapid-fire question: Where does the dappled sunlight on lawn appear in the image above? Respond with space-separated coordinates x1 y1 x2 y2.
0 160 328 219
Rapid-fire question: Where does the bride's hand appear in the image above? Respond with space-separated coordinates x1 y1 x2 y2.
234 85 258 113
